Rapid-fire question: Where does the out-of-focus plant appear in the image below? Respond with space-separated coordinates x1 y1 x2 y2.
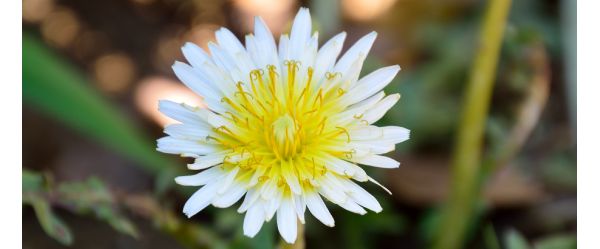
22 31 276 249
532 234 577 249
505 229 531 249
22 169 138 245
433 0 512 248
23 32 180 191
503 229 576 249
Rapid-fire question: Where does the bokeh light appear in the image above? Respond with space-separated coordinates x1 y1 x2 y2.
23 0 55 23
93 53 137 94
134 76 205 126
185 24 218 51
342 0 397 21
40 7 80 48
232 0 295 35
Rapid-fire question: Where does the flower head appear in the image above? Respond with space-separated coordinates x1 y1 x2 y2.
157 7 409 243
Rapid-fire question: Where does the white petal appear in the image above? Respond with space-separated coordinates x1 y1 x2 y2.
175 166 225 186
278 34 290 62
158 100 208 126
318 178 347 204
349 126 409 145
265 192 282 221
351 166 369 182
181 42 212 69
381 126 411 144
180 43 237 97
188 153 227 170
238 188 261 213
216 28 255 74
337 53 366 90
252 17 278 68
213 183 246 208
208 43 245 83
347 140 395 154
344 65 400 106
313 32 346 87
298 32 318 77
277 198 298 244
334 92 385 125
288 7 312 60
315 154 356 177
260 179 278 200
352 154 400 168
282 161 302 195
243 203 266 237
338 198 367 215
305 192 335 227
334 31 377 76
363 93 401 124
164 123 209 140
217 167 240 194
156 136 217 155
215 28 245 56
248 166 267 187
294 194 306 224
171 62 225 112
182 181 220 217
342 180 382 213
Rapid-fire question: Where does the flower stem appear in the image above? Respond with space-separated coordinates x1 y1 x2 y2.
279 222 305 249
432 0 512 249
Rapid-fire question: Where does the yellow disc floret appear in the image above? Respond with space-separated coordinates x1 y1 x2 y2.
210 60 354 195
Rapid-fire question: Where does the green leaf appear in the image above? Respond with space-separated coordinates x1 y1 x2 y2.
483 224 501 249
534 234 576 249
23 32 174 177
57 177 139 238
505 229 531 249
107 216 139 239
22 169 44 192
30 197 74 245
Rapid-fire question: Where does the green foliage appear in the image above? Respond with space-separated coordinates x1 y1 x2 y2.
29 197 74 245
483 224 501 249
22 169 44 192
534 234 576 249
339 197 406 249
22 170 139 244
22 32 175 177
505 229 531 249
433 0 513 248
503 229 576 249
250 222 275 249
23 170 74 245
57 177 139 238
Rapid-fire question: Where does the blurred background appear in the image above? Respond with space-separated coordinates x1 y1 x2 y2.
22 0 576 248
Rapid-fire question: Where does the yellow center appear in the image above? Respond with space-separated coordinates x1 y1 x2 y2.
210 61 354 190
271 114 300 159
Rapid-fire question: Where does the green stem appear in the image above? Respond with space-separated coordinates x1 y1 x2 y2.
432 1 511 249
279 222 305 249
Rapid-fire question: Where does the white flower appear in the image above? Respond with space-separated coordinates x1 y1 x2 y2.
157 7 410 244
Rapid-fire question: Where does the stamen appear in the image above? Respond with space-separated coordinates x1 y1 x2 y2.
335 126 351 143
258 175 269 183
325 72 341 80
317 117 328 135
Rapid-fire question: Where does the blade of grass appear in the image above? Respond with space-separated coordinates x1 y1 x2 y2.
23 32 174 176
432 0 512 249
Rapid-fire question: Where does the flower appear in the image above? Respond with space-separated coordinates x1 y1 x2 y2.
157 7 410 244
